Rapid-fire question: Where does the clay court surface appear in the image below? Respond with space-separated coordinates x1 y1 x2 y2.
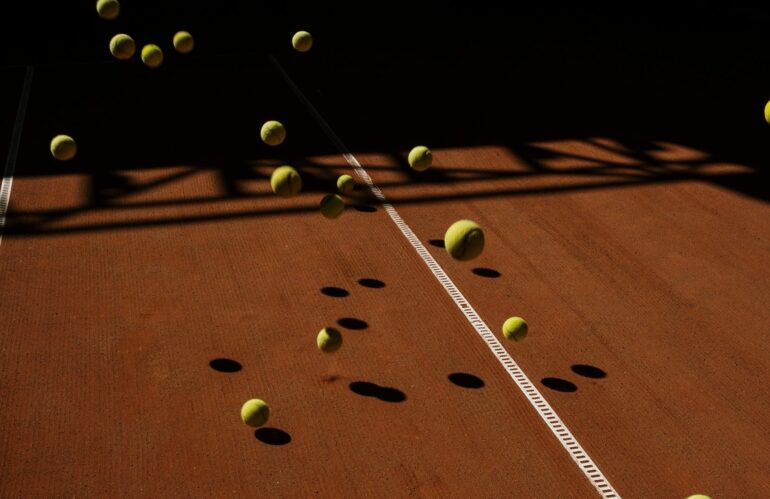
1 4 770 498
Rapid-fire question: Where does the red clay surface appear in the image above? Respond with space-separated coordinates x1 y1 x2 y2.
350 143 770 497
2 53 770 499
1 58 596 498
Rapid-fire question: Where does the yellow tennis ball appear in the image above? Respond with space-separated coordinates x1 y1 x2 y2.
260 120 286 146
764 100 770 124
320 194 344 219
96 0 120 20
141 44 163 68
408 145 432 171
173 31 194 54
109 34 135 60
270 165 302 197
444 219 484 260
292 31 313 52
50 135 77 161
240 399 269 428
317 327 342 353
337 174 355 193
502 317 528 342
685 495 710 499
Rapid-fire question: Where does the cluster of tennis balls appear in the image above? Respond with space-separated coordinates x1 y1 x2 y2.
97 0 194 68
49 2 198 161
261 119 349 220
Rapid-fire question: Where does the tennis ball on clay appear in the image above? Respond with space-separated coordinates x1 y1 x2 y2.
408 145 432 171
685 496 710 499
292 31 313 52
337 174 355 193
764 100 770 124
173 31 194 54
270 165 302 197
141 44 163 68
240 399 269 428
50 135 77 161
320 194 344 219
444 219 484 261
317 327 342 353
109 34 135 60
502 317 528 342
260 120 286 146
96 0 120 20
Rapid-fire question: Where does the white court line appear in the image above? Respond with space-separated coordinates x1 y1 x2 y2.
0 66 34 247
269 54 620 498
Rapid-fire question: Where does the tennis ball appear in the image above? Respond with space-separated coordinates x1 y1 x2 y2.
173 31 194 54
260 120 286 146
141 44 163 68
50 135 77 161
292 31 313 52
317 327 342 353
444 220 484 260
270 165 302 197
96 0 120 20
109 34 135 60
685 496 710 499
337 174 355 193
408 145 432 171
764 100 770 124
240 399 269 428
320 194 344 219
502 317 528 342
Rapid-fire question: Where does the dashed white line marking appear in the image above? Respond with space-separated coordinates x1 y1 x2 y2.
0 66 34 247
270 54 620 498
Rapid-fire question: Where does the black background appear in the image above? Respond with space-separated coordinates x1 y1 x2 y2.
1 1 770 203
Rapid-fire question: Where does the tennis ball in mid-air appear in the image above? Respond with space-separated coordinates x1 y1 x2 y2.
50 135 77 161
96 0 120 20
270 166 302 197
444 220 484 260
173 31 194 54
337 174 355 193
109 34 135 60
240 399 269 427
408 145 432 171
317 327 342 353
292 31 313 52
502 317 528 342
260 120 286 146
141 44 163 68
764 100 770 124
320 194 344 219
